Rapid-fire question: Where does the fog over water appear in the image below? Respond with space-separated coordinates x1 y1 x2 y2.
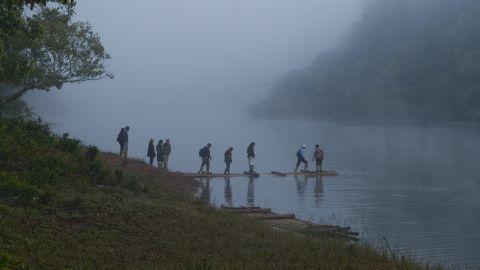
24 0 480 268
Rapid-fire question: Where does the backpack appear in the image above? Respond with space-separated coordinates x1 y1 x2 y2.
199 147 205 157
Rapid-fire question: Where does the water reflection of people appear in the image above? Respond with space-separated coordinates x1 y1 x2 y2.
224 177 233 207
247 175 255 207
314 174 324 205
200 177 211 203
295 174 307 202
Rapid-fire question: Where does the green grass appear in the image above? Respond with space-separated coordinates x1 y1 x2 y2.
0 118 444 269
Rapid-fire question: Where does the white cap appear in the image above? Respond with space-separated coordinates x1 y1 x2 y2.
302 144 306 148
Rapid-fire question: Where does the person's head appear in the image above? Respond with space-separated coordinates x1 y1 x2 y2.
159 139 163 144
121 128 125 132
149 138 154 144
207 143 212 148
315 144 319 148
229 146 234 151
125 126 130 131
166 139 170 143
301 144 306 149
250 142 255 147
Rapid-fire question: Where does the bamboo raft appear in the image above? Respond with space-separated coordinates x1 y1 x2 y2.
221 205 359 241
177 170 337 178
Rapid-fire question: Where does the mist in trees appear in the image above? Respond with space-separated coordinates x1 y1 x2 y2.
254 0 480 123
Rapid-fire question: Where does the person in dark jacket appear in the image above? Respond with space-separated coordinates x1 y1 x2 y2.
147 139 156 166
198 143 212 174
162 139 172 171
312 144 324 173
224 146 233 175
247 142 255 173
156 139 164 168
116 128 125 156
122 126 130 160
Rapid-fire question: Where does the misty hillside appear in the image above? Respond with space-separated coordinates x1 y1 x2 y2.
254 0 480 122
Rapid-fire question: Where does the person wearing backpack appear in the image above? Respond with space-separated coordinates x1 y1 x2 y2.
162 139 171 171
247 142 255 173
147 139 156 166
312 144 324 173
295 144 308 173
156 139 164 168
116 128 125 156
224 146 233 175
198 143 212 174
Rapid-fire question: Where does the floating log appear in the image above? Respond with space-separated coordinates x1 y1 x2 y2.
243 171 260 178
271 171 287 177
255 213 295 220
176 170 337 178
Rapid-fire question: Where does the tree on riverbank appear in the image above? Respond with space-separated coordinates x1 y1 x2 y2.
0 0 111 115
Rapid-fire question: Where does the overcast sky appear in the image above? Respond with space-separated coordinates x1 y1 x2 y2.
28 0 364 117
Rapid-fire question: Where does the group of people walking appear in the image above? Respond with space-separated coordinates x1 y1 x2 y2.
116 126 325 174
197 142 257 175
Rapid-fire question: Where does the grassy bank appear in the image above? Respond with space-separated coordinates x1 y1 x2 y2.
0 118 442 269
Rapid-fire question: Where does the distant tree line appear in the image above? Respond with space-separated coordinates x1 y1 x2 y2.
254 0 480 122
0 0 111 117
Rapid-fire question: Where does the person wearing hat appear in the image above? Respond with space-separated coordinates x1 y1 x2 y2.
198 143 212 174
295 144 308 173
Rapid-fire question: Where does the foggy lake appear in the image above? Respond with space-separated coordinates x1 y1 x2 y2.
24 0 480 268
30 104 480 268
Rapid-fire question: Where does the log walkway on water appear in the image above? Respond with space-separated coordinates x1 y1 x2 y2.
221 206 359 241
177 169 338 178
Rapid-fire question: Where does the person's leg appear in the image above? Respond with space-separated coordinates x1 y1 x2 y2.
149 156 154 165
226 161 231 174
157 159 161 168
319 159 323 172
206 160 210 174
295 158 301 172
163 155 169 171
123 143 129 159
315 159 320 172
199 159 205 173
303 158 308 170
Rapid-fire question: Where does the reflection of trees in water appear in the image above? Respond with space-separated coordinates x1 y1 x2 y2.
247 175 255 207
224 177 233 207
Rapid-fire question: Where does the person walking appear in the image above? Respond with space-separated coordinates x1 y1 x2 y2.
147 139 156 166
247 142 255 173
116 128 125 156
117 126 130 160
224 146 233 175
162 139 171 171
198 143 212 174
312 144 324 173
295 144 308 172
156 139 164 168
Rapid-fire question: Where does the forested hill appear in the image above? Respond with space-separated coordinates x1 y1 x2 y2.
253 0 480 122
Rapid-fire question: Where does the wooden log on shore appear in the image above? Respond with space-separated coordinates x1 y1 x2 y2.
221 205 261 210
226 208 273 214
255 213 295 220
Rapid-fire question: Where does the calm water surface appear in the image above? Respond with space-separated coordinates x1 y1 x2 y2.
42 109 480 269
